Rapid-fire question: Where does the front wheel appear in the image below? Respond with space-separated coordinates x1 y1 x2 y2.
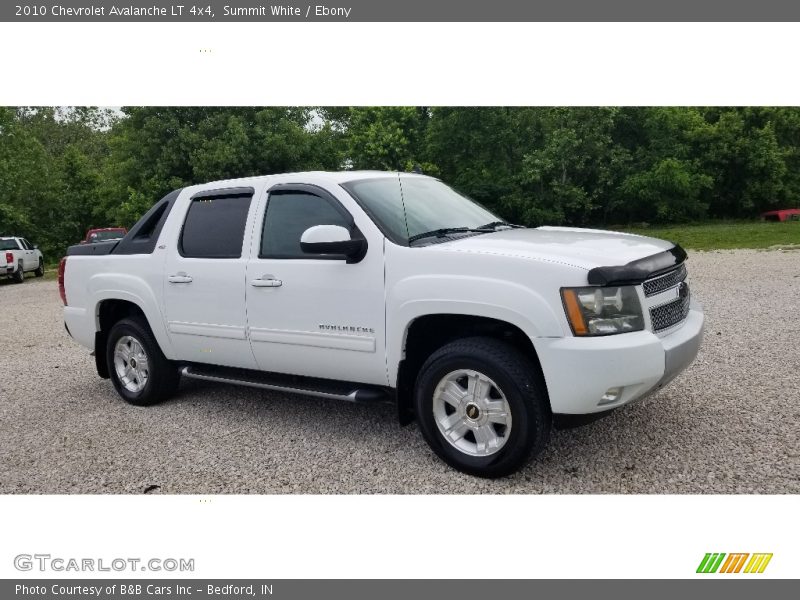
414 337 551 478
34 259 44 277
106 316 180 406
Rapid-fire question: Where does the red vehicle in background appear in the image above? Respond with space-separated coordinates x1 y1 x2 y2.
761 208 800 222
81 227 128 244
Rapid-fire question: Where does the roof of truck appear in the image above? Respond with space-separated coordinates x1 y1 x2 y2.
266 170 429 182
190 170 430 191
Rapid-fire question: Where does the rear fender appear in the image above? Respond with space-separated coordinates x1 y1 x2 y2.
90 275 175 359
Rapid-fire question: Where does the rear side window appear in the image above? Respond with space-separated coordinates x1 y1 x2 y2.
261 192 350 258
180 194 252 259
134 204 167 240
112 188 183 256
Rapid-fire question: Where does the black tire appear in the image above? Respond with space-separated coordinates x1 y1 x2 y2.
34 259 44 277
413 337 551 478
106 316 180 406
12 262 24 283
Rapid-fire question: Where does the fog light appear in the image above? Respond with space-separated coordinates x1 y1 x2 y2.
599 386 623 406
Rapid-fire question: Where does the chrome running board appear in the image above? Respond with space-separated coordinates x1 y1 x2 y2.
180 365 389 403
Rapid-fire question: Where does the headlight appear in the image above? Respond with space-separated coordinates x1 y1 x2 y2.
561 286 644 336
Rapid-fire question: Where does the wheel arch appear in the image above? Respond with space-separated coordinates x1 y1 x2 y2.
394 313 550 425
93 294 174 378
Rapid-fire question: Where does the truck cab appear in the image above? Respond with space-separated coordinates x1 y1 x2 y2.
61 171 704 477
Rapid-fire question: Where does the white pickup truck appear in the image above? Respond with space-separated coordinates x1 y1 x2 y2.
61 171 704 477
2 236 45 283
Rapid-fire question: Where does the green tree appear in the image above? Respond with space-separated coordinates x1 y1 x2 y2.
518 107 621 225
425 107 537 217
325 106 431 171
101 107 342 225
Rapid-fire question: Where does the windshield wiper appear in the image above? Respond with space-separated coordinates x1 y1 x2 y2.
408 222 524 244
475 221 523 230
408 227 482 244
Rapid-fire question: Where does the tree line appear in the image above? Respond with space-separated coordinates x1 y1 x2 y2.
1 106 799 259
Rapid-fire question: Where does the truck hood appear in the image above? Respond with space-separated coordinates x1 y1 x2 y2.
431 226 676 270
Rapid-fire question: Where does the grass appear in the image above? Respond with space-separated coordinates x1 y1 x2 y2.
618 220 800 250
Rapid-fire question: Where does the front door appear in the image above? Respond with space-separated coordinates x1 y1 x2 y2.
162 187 257 369
245 185 387 386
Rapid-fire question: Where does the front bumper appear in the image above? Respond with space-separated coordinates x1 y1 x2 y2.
534 302 704 414
656 306 704 388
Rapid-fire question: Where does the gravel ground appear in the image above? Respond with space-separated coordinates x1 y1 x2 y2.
1 250 798 494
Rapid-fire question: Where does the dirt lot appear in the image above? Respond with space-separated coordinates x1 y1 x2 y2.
1 250 798 494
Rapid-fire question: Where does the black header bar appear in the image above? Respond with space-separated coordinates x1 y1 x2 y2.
4 1 800 22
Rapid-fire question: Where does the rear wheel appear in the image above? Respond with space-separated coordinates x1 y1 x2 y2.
34 259 44 277
106 316 179 406
414 337 551 478
12 262 24 283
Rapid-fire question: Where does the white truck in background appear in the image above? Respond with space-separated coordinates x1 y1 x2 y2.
1 236 44 283
60 171 704 477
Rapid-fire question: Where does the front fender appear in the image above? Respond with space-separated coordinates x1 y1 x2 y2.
386 274 564 385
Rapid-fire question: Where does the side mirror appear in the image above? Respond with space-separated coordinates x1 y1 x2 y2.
300 225 366 263
33 245 38 249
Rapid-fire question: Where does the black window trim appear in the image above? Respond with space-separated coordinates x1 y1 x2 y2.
178 186 255 260
258 182 365 261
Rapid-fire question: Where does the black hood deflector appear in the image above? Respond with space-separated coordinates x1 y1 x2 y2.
587 244 687 286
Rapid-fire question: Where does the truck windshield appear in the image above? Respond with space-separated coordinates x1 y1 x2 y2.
0 239 19 250
342 176 502 245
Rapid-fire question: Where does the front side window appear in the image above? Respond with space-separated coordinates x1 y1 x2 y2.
180 194 251 258
261 191 351 259
20 239 31 250
342 176 500 245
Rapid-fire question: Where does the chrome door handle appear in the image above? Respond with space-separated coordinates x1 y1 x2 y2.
168 274 193 284
251 278 282 288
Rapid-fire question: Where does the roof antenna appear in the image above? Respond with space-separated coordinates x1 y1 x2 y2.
411 164 424 174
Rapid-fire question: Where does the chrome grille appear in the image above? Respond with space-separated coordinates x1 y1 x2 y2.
643 263 687 297
649 289 691 331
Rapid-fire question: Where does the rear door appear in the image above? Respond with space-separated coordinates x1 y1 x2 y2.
162 187 258 369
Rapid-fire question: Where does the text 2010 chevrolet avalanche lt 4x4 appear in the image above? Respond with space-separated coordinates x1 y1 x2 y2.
60 171 704 477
